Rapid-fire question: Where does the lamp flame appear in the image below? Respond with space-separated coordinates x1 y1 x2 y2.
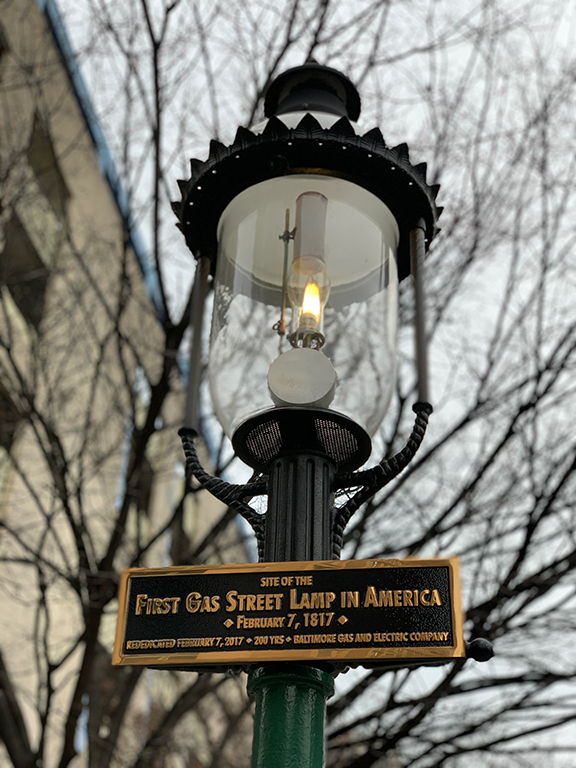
301 282 322 323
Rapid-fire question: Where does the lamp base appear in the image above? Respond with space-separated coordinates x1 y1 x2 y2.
231 407 371 473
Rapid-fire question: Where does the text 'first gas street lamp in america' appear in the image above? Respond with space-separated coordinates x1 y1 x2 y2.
113 60 493 768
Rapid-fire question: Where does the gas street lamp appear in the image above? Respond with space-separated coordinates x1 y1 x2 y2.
173 60 440 556
171 60 490 768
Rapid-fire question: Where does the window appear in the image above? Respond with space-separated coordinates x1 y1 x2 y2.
0 23 9 79
1 212 49 329
0 383 20 453
26 115 70 223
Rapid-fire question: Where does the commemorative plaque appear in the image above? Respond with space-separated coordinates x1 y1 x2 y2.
113 558 464 668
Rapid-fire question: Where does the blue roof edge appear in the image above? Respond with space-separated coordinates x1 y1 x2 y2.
36 0 165 322
33 2 254 560
35 4 258 562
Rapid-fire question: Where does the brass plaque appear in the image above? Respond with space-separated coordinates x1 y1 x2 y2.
112 558 464 668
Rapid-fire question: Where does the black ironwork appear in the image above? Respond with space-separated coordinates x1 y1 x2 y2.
171 66 442 283
179 427 267 560
332 401 433 558
231 406 371 474
178 402 432 562
265 451 335 562
263 58 362 120
465 638 494 662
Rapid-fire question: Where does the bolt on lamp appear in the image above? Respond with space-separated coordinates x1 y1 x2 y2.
173 60 441 562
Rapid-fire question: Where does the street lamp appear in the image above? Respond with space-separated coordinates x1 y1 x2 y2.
172 60 463 768
173 59 440 553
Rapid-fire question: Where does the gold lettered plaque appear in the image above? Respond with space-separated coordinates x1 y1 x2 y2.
112 558 464 668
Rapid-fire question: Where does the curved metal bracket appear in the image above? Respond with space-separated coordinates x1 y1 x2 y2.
178 428 267 558
331 402 433 558
178 402 432 563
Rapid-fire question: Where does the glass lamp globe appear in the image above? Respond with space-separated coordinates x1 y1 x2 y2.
209 173 399 453
173 61 441 471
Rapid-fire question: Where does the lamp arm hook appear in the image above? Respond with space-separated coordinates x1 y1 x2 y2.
178 428 267 557
331 402 433 558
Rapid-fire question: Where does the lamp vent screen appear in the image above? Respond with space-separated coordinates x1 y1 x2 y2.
314 418 358 466
234 408 371 473
245 420 282 464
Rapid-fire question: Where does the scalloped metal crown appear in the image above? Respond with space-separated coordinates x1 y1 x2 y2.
172 113 442 281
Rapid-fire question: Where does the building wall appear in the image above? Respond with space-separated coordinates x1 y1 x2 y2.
0 4 252 766
2 2 177 765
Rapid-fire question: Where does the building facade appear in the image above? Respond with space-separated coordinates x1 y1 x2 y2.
0 2 250 767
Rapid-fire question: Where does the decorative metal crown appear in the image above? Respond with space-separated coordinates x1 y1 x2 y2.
171 113 442 281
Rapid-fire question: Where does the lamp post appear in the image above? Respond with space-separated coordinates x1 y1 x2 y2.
171 60 487 768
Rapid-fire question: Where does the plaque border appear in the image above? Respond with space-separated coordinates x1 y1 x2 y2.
112 558 464 666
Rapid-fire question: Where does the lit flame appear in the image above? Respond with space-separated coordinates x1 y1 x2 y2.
301 282 322 323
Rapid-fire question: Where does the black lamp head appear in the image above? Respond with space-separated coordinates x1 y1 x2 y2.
172 60 442 472
172 60 442 282
263 58 361 121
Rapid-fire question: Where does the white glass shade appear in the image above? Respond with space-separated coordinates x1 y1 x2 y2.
209 174 399 439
